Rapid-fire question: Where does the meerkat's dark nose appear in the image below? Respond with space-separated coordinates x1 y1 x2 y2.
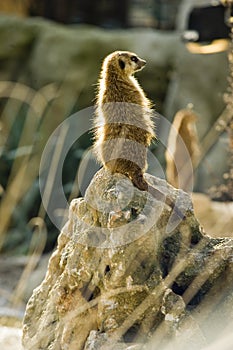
139 59 146 68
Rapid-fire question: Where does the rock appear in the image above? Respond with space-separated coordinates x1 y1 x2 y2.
0 16 35 60
22 169 233 350
84 330 142 350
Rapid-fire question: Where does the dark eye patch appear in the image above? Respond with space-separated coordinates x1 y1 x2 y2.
131 56 138 63
119 59 125 69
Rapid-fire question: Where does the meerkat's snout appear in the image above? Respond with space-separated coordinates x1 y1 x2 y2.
133 57 146 72
138 59 146 69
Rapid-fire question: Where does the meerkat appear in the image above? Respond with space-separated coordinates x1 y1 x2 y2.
93 50 184 217
93 50 155 191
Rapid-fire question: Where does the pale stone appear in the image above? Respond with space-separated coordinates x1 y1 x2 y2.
22 169 233 350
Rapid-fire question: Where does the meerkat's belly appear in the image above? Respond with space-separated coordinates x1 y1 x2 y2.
100 123 148 171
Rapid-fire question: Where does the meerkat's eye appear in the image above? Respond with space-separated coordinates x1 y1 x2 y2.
119 59 125 70
131 56 138 63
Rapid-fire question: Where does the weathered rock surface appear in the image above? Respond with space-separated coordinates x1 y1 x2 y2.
22 169 233 350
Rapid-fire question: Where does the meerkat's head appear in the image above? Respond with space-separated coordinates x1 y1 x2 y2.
102 51 146 77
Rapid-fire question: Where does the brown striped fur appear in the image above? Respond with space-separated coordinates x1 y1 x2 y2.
93 51 155 190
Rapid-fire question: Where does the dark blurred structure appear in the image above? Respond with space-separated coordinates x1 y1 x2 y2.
28 0 181 29
29 0 129 27
182 2 230 54
153 0 181 29
183 3 230 43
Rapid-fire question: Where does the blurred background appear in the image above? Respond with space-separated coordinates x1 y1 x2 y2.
0 0 233 325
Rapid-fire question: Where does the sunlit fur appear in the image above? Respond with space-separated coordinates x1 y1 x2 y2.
93 50 155 190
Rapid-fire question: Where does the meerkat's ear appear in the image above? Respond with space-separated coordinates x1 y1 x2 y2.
119 59 125 70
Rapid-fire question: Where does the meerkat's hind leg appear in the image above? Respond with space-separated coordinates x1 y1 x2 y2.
104 159 146 190
132 175 148 191
127 162 148 191
128 163 171 207
105 159 185 220
105 159 134 178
